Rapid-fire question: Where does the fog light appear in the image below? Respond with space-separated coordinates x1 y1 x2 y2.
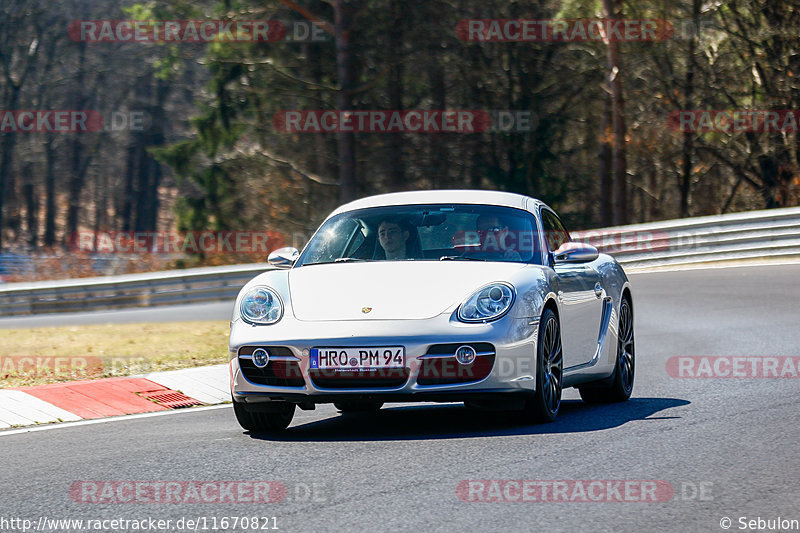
252 348 270 368
455 345 476 365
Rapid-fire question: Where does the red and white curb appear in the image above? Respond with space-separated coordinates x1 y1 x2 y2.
0 364 229 429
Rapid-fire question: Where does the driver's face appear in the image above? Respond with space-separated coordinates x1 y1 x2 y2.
378 222 408 254
477 216 509 250
477 216 506 237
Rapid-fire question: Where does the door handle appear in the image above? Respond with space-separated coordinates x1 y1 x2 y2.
594 282 603 298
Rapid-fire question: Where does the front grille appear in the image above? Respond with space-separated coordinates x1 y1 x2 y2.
309 368 410 389
238 346 305 387
417 342 495 385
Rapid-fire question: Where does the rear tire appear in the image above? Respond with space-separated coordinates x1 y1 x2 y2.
523 308 563 423
579 296 634 403
334 401 384 413
233 399 295 432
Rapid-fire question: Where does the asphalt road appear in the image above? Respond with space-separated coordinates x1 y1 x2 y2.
2 264 799 532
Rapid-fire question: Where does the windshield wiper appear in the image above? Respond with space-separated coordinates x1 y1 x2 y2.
305 257 368 266
439 255 485 261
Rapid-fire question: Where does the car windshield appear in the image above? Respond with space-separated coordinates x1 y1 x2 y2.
296 204 541 266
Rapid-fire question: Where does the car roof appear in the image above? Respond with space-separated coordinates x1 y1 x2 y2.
329 189 546 218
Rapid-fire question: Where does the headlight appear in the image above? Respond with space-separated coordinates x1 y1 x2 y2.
458 282 515 323
240 286 283 325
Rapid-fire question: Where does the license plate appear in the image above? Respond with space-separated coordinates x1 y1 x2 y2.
310 347 405 370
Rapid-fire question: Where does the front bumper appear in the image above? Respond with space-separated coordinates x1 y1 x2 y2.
229 312 540 404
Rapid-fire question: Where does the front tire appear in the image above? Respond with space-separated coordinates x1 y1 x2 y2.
579 295 634 403
233 399 295 432
524 308 563 423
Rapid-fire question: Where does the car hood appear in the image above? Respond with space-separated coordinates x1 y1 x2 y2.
289 261 526 321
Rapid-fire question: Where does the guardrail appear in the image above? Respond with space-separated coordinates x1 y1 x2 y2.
0 263 272 316
572 205 800 269
2 206 799 316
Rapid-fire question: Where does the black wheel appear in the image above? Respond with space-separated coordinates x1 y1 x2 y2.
334 401 384 413
524 308 563 423
233 399 295 432
579 296 634 403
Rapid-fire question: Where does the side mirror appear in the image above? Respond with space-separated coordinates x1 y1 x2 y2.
268 247 299 268
553 242 599 264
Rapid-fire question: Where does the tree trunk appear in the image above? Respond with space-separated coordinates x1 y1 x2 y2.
603 0 628 226
0 87 21 250
44 133 57 246
679 0 700 218
142 79 169 231
387 0 405 190
120 143 138 232
38 33 60 248
65 42 87 240
308 42 329 178
23 181 36 247
599 95 613 226
428 50 446 188
334 0 357 203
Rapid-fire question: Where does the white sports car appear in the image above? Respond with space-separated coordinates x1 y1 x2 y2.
229 190 634 432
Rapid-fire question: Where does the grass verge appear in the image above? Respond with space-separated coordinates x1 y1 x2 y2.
0 321 229 388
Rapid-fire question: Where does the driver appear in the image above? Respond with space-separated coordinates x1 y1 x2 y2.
476 214 522 261
377 217 411 260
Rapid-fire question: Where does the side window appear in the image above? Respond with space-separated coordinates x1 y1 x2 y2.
542 210 570 252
